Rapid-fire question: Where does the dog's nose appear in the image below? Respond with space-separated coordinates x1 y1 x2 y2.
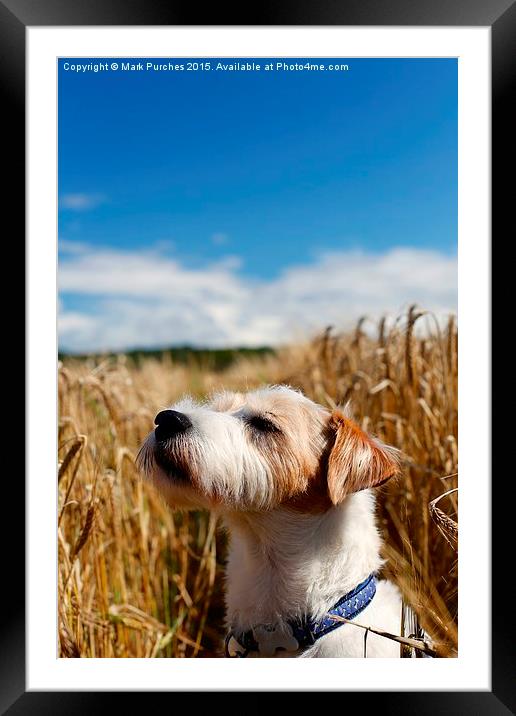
154 410 192 441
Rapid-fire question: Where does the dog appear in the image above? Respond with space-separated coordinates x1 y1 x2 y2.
137 385 403 657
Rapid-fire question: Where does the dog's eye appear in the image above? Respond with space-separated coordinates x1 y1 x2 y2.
247 415 279 433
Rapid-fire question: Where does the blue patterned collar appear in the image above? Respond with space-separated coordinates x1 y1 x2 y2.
225 573 377 657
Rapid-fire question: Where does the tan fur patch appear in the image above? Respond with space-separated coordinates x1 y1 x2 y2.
282 469 333 513
209 391 246 413
326 410 400 504
245 392 331 508
210 389 330 507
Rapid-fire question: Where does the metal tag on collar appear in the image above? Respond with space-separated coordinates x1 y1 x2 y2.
225 633 248 658
251 623 300 656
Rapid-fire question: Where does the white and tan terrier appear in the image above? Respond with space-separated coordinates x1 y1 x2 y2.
137 385 403 657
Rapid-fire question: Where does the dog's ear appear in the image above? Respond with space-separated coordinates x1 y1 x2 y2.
326 410 400 504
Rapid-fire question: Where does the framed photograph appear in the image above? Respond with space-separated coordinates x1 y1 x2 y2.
4 0 508 708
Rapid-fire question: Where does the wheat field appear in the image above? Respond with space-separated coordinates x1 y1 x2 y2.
58 307 458 658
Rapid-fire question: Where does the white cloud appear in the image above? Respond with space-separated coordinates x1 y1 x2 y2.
58 311 96 334
60 193 106 211
59 239 91 255
58 244 457 353
211 232 229 246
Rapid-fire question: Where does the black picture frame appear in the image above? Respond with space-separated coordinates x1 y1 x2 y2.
4 0 508 711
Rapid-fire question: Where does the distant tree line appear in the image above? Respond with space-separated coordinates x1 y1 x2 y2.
58 346 275 371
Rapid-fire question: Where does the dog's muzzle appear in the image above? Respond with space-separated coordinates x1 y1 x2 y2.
154 410 192 442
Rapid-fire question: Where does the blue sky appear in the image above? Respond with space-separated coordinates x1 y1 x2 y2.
58 58 457 352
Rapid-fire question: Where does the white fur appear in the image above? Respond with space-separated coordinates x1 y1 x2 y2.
137 386 402 657
223 493 401 657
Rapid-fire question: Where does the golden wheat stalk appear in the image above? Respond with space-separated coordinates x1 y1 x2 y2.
429 488 458 549
329 614 439 657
